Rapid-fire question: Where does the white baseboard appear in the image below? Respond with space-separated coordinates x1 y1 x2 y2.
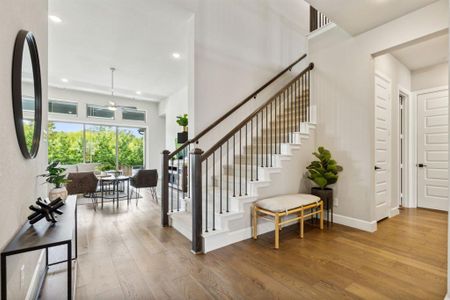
389 207 400 218
333 213 377 232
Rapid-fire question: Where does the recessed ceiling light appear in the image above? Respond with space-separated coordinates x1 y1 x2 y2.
61 78 69 83
49 15 62 23
172 52 181 59
136 91 142 95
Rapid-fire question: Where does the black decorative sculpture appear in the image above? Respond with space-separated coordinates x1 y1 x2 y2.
28 197 64 225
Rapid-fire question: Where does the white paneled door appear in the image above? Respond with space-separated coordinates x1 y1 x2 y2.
417 89 448 211
374 75 391 221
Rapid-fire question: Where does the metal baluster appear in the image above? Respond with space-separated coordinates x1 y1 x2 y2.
245 123 248 195
265 106 268 167
274 97 278 154
279 95 281 153
256 113 259 180
284 91 287 143
233 134 236 197
291 84 294 143
177 158 180 211
226 140 229 212
170 159 174 212
296 79 299 132
239 128 242 196
212 152 216 231
220 146 223 214
251 118 254 181
270 102 273 167
205 158 208 233
261 112 264 167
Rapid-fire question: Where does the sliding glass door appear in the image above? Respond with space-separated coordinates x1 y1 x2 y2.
118 127 145 175
48 122 84 165
47 122 146 172
85 124 116 171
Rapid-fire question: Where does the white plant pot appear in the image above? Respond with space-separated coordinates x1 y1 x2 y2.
49 187 68 202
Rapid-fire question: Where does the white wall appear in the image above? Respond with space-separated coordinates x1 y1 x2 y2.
374 54 411 213
412 62 449 91
0 0 48 298
189 0 310 150
47 86 165 171
159 86 188 150
309 0 448 224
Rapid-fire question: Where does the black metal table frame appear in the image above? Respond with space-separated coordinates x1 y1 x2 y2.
1 207 77 300
100 177 130 208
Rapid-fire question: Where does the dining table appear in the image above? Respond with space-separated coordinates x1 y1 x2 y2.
97 175 131 208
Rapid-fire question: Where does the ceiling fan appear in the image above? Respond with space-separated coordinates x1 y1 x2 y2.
105 67 137 111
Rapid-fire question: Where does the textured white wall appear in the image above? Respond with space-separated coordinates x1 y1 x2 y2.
412 62 449 91
0 0 48 298
160 86 188 150
190 0 310 150
309 0 448 223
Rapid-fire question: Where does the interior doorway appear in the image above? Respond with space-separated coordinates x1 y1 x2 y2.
416 88 449 211
399 92 407 208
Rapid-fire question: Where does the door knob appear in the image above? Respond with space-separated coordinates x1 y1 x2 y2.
416 163 427 168
374 166 381 171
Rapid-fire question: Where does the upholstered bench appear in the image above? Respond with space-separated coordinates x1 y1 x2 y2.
252 194 324 249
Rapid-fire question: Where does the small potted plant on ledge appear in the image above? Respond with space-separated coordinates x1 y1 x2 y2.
306 146 343 210
40 161 70 201
176 114 188 144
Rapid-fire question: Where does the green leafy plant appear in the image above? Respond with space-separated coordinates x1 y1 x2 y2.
40 161 70 188
306 146 343 189
176 114 188 131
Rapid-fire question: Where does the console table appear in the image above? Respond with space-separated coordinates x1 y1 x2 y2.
1 195 77 300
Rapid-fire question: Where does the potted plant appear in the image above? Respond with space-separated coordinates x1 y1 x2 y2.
306 147 343 207
176 114 188 143
40 161 70 201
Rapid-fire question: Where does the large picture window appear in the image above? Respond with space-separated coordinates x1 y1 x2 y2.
47 121 145 173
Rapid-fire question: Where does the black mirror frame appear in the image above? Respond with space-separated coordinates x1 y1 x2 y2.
12 30 42 159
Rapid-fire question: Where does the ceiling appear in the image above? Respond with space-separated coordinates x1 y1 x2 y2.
390 33 448 71
49 0 193 102
306 0 440 35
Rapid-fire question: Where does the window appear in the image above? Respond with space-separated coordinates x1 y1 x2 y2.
49 100 78 115
22 97 35 112
122 109 146 121
87 104 114 119
48 122 84 165
118 127 145 174
47 122 145 174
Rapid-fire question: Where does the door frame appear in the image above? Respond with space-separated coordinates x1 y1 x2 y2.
398 86 411 210
411 85 449 208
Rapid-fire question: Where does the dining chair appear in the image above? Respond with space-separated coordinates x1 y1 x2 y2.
130 169 158 205
66 172 99 210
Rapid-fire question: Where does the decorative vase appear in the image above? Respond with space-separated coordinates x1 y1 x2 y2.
49 186 68 202
177 131 188 143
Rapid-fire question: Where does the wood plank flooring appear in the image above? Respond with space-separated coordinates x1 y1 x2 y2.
71 194 447 300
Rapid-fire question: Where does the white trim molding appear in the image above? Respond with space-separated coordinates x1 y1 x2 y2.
333 213 377 232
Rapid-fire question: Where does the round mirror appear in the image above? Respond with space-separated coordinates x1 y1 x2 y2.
12 30 42 159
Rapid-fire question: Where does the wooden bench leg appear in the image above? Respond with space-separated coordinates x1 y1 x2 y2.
300 209 304 238
274 213 280 249
252 205 258 240
320 201 324 230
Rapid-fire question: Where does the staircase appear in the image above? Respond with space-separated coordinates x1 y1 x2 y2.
161 59 315 253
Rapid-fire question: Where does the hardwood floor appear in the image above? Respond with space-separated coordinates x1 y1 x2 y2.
71 194 447 300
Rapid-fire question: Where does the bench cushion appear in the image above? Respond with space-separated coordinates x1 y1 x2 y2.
255 194 320 212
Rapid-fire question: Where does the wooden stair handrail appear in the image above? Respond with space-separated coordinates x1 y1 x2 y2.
167 53 308 159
